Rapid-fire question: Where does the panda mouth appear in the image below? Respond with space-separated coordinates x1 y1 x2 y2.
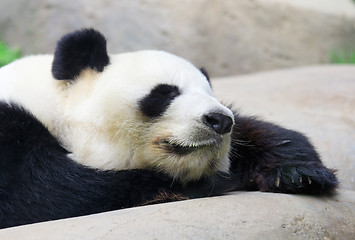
158 139 219 155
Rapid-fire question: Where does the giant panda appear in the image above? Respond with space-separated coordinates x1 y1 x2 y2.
0 29 338 229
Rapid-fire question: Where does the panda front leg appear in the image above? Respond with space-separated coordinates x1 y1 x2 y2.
228 114 338 194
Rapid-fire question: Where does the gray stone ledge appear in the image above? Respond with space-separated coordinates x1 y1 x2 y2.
1 191 354 240
267 0 355 17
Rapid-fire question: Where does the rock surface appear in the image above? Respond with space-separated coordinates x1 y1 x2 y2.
0 65 354 239
0 0 355 76
0 191 354 240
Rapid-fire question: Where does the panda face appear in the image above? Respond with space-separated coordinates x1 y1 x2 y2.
65 51 234 182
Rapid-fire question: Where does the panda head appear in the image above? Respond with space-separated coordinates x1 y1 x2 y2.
51 29 234 182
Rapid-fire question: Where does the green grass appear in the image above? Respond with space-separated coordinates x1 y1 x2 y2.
330 50 355 64
0 41 21 67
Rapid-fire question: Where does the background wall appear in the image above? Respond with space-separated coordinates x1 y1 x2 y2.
0 0 355 76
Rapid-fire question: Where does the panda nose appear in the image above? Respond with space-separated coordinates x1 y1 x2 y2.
202 113 233 135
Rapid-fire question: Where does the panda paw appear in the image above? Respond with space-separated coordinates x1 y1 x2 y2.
258 163 339 194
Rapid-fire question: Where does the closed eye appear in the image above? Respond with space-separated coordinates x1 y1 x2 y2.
156 84 180 98
139 84 181 118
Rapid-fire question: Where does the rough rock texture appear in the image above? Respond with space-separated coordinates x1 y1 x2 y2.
0 191 354 240
1 0 355 76
0 65 354 239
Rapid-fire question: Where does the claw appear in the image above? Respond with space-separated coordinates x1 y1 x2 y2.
308 177 312 185
275 177 280 187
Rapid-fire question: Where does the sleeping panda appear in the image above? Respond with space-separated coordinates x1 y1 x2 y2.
0 29 338 228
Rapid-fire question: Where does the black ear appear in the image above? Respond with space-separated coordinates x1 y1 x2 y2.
52 29 110 80
200 67 211 85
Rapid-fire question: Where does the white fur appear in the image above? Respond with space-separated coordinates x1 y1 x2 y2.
0 51 234 181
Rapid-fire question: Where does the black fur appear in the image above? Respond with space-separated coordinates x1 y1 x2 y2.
52 29 110 80
0 102 338 228
229 115 338 194
139 84 181 118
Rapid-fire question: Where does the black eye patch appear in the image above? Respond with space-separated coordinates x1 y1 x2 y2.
139 84 181 118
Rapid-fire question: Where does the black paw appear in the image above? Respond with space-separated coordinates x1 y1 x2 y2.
273 163 338 194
